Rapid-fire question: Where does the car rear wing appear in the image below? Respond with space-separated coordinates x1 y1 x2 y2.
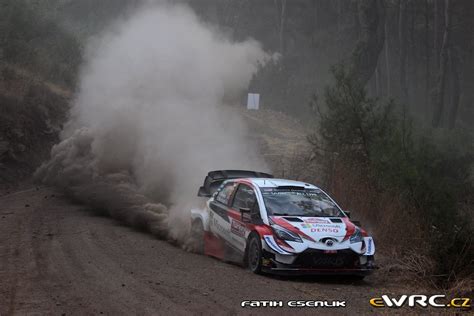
197 170 273 197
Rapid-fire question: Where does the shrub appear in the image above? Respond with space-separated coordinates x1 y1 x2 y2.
309 65 474 289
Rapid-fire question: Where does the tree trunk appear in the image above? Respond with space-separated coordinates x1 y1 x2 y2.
337 0 342 32
448 48 460 129
434 0 441 67
409 0 417 107
384 15 391 95
432 0 451 128
277 0 287 55
312 0 319 48
399 0 408 105
425 0 431 114
375 63 381 96
350 0 386 86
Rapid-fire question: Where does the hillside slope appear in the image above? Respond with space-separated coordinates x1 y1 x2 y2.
0 65 71 185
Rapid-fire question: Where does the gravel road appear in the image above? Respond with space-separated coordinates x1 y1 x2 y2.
0 186 420 315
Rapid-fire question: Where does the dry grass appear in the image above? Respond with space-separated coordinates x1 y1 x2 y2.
276 155 448 289
448 276 474 297
321 160 474 295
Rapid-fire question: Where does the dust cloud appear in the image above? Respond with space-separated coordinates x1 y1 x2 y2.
35 2 268 245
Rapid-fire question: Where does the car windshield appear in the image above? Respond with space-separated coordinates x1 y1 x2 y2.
261 188 344 217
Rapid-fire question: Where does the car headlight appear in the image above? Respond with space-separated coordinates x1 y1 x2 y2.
350 227 363 243
272 225 303 243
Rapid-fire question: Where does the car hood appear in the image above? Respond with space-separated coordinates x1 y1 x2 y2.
269 216 356 242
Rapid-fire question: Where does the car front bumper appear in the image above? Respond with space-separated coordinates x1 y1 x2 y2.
261 249 376 276
262 265 375 276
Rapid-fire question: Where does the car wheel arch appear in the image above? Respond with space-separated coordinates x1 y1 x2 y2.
190 208 210 231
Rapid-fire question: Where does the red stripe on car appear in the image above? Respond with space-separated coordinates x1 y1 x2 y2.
271 216 315 242
342 217 355 240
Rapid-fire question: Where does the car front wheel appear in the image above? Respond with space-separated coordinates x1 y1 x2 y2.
247 233 263 274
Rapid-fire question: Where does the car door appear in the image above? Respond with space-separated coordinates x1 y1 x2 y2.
228 184 258 252
209 181 237 242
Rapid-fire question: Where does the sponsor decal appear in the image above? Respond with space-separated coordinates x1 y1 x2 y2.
369 295 471 309
304 218 331 224
230 219 245 237
311 227 340 234
364 237 375 255
301 223 343 229
241 300 346 308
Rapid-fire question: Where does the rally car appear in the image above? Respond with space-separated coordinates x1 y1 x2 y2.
190 170 375 277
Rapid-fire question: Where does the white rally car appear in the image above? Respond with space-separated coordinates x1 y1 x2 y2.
191 170 375 277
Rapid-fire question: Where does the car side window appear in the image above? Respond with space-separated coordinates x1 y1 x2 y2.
232 184 256 210
215 182 236 205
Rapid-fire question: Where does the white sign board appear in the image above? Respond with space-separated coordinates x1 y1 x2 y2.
247 93 260 110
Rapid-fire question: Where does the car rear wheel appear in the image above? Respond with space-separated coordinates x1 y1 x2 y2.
247 234 263 274
191 219 204 254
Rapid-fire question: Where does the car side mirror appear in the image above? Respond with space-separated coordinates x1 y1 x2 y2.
344 210 361 226
240 207 251 223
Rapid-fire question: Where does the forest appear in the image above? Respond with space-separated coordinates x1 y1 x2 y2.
1 0 473 294
2 0 473 126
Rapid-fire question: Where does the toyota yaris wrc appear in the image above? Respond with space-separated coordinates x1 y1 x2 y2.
190 170 375 277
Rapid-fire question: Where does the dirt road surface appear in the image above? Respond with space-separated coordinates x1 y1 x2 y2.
1 186 422 315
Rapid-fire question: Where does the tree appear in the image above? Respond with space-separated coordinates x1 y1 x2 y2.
350 0 385 86
398 0 408 105
424 0 431 112
447 48 460 129
275 0 287 56
432 0 451 128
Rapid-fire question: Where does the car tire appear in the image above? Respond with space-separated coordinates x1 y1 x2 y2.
247 233 263 274
191 219 205 254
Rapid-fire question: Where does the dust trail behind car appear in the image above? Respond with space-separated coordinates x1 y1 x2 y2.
35 2 269 245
